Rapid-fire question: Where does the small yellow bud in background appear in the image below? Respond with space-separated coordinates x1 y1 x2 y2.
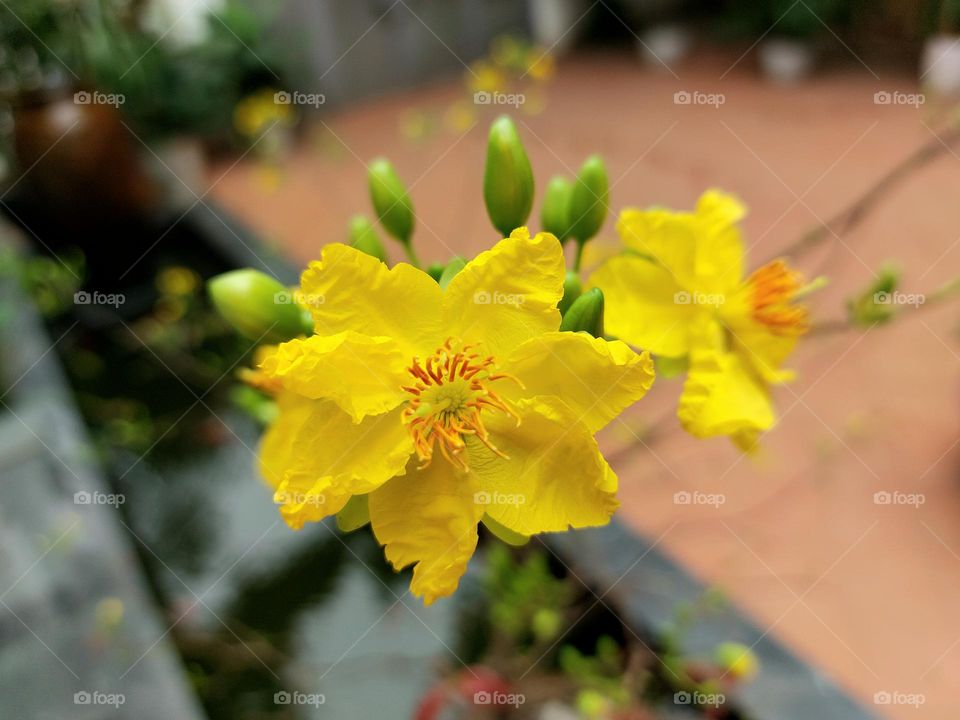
714 642 759 681
483 115 535 237
348 215 386 262
207 269 309 343
560 287 604 338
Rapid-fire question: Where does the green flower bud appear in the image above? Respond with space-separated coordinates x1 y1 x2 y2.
483 115 535 237
531 608 563 643
426 262 445 282
208 269 307 343
541 175 573 240
438 257 466 289
847 263 900 327
368 158 415 244
560 287 604 338
348 215 386 262
336 494 370 533
558 270 582 315
568 154 609 245
714 642 759 681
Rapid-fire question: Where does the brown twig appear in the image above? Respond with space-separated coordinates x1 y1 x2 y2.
775 124 960 262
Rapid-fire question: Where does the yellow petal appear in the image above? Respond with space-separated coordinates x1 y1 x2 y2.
693 189 746 294
469 399 619 536
369 460 483 605
442 228 565 356
678 332 775 445
616 207 698 288
588 254 696 357
505 332 655 432
729 323 798 385
259 393 412 529
300 243 442 355
260 332 408 422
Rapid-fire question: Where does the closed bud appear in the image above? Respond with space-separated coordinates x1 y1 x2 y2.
208 269 308 343
560 287 604 338
558 270 582 315
483 115 535 237
348 215 386 262
847 263 900 327
714 642 759 681
568 154 609 244
541 175 573 240
368 158 415 244
426 262 445 282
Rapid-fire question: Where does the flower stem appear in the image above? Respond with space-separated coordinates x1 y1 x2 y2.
402 242 421 269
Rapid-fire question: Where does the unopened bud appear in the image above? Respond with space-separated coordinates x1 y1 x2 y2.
558 270 582 315
568 154 609 244
368 158 415 244
541 175 573 240
208 269 308 343
348 215 386 262
483 115 535 237
560 287 604 338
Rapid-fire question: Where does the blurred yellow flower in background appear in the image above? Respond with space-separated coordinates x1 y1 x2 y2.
589 190 809 450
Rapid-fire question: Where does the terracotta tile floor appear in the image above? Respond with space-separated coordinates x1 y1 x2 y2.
210 50 960 719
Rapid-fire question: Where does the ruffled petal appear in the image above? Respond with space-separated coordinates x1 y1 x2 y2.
260 332 408 422
369 460 483 605
259 393 412 529
469 399 619 536
588 254 697 357
693 189 746 295
504 331 655 432
300 243 442 355
442 228 565 357
678 320 775 449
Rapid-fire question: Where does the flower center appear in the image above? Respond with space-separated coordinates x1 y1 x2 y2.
401 338 521 472
747 260 809 335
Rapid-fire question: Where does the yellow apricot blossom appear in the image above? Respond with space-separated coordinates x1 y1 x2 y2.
588 190 809 450
257 229 655 604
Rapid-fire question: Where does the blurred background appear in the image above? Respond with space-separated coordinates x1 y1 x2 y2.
0 1 959 719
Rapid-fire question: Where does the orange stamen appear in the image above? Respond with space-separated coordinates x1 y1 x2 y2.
401 338 521 471
747 260 810 336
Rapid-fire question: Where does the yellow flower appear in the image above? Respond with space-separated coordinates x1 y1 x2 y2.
233 88 295 138
257 229 655 604
588 190 809 450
